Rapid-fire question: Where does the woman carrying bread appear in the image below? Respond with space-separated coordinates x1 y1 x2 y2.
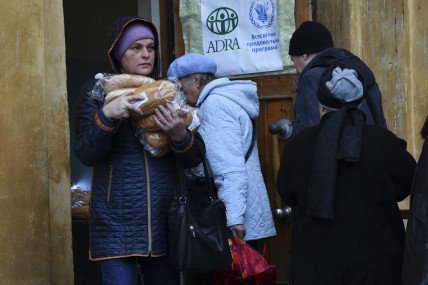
74 16 202 285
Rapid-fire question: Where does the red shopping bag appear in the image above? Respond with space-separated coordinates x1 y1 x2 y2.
211 238 277 285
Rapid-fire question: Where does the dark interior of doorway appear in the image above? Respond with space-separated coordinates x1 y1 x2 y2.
65 0 137 190
63 1 137 284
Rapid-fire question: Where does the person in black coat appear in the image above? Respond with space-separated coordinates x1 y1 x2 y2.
403 116 428 285
276 58 416 284
289 21 387 134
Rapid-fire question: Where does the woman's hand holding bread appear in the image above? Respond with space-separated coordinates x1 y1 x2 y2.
152 103 187 143
103 91 145 120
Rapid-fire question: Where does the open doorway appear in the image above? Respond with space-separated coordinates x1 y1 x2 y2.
64 0 138 191
63 1 176 282
63 1 139 283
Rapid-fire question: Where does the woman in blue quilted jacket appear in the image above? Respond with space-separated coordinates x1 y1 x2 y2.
74 16 202 285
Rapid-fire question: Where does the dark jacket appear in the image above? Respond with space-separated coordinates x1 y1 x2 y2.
277 116 416 284
74 16 203 260
403 116 428 285
294 48 387 134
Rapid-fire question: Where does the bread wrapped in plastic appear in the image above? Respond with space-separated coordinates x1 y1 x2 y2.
71 185 90 220
132 78 201 158
104 74 155 94
134 128 172 157
149 145 172 158
133 115 160 131
104 87 137 105
144 130 170 149
133 107 195 132
133 106 200 158
180 105 201 132
71 206 90 220
132 80 176 115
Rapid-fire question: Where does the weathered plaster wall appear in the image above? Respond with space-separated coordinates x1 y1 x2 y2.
0 0 73 284
316 0 428 209
407 0 428 159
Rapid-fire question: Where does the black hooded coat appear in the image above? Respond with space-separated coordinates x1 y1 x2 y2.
293 48 387 135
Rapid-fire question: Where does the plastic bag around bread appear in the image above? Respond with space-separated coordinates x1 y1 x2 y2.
133 106 198 132
134 127 172 157
179 105 201 132
132 80 177 116
133 106 200 157
144 131 170 149
104 74 155 94
104 87 137 105
131 78 198 157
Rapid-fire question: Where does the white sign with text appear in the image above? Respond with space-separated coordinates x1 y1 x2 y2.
201 0 283 76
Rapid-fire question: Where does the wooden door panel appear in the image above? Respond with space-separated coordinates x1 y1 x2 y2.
250 75 296 283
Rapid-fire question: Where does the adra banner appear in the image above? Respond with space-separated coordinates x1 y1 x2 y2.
201 0 283 76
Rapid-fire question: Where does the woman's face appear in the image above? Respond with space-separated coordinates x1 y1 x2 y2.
120 38 156 76
179 75 201 107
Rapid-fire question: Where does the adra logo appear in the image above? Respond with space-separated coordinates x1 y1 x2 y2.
206 7 241 53
206 7 238 35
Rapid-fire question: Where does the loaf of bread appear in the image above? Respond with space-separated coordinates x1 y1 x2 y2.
182 106 200 131
149 145 172 158
184 110 195 128
104 74 155 94
71 206 89 220
133 115 159 131
133 108 194 131
144 131 170 149
104 87 137 105
133 80 176 115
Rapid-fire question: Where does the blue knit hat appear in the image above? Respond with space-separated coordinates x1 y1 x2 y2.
167 53 217 78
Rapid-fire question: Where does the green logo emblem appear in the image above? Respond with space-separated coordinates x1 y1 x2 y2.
206 7 238 35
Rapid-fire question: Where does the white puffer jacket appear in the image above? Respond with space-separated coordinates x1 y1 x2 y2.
195 77 276 241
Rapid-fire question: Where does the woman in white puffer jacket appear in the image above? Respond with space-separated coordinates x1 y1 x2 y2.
167 53 277 242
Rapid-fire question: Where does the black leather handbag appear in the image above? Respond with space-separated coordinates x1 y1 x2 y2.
168 147 232 272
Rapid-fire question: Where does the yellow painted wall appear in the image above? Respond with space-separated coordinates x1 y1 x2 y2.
316 0 428 209
0 0 73 284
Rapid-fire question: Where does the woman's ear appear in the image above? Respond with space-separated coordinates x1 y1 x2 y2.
301 54 309 61
194 74 201 89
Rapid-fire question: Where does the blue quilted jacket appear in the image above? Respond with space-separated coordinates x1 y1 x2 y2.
75 79 202 260
75 16 203 260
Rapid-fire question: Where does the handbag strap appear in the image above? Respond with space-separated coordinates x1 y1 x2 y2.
174 138 217 200
197 139 217 199
175 120 256 200
245 119 256 162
